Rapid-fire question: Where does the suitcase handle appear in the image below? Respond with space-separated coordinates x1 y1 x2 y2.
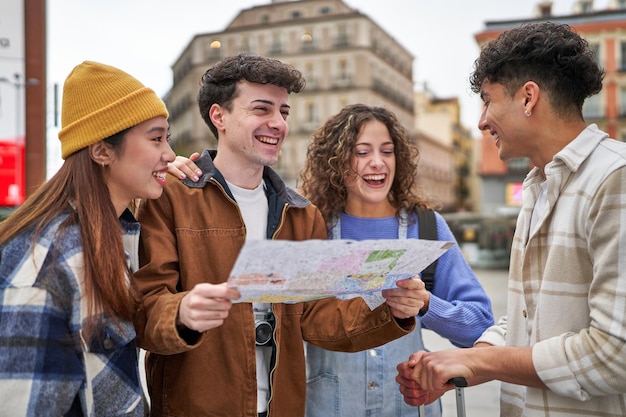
447 378 467 417
448 377 468 387
417 378 468 417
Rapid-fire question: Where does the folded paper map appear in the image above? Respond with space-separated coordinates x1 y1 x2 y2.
227 238 453 309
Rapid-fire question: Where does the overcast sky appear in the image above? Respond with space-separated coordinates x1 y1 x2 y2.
46 0 584 172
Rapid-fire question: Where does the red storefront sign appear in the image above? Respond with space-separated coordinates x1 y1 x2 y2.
0 139 25 206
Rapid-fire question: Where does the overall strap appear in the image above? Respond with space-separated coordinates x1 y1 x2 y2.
416 207 438 292
330 217 341 240
398 208 408 239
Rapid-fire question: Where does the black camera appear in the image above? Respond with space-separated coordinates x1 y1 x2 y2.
254 309 275 347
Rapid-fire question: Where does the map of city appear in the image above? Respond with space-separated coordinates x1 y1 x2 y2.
228 238 453 308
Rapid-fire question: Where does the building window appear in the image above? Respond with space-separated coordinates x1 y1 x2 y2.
338 58 348 79
538 4 552 17
269 32 282 54
575 0 593 13
299 101 318 131
260 14 270 23
304 62 316 88
334 24 349 48
240 36 251 53
590 43 601 66
306 101 317 124
620 41 626 71
333 58 351 87
583 93 603 119
320 6 331 14
291 10 302 19
620 86 626 116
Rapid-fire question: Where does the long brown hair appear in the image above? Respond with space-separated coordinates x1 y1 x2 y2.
299 104 433 225
0 141 136 341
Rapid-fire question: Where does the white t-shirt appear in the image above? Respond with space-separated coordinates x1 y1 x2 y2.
226 180 271 414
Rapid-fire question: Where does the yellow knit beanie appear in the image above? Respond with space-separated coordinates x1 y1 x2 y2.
58 61 169 159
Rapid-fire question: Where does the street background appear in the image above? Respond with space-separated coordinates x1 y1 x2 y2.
423 267 508 417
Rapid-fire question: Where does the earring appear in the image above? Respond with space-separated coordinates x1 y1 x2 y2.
524 110 532 117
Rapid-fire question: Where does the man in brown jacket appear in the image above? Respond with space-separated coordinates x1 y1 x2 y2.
134 54 427 417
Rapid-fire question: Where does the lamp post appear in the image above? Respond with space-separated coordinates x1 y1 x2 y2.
0 73 39 205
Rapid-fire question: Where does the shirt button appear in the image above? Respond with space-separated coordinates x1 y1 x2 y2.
369 349 377 357
103 338 114 350
522 310 527 318
368 381 377 390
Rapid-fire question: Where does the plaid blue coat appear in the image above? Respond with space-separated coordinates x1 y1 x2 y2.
0 211 145 416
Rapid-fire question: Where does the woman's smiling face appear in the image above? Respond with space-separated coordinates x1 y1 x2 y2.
104 116 175 215
344 119 396 217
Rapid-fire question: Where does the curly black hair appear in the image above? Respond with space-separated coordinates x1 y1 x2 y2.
198 53 306 138
470 22 604 117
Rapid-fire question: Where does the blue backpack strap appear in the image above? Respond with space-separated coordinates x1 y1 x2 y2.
416 207 438 292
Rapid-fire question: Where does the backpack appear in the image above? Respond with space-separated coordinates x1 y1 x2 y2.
416 208 438 292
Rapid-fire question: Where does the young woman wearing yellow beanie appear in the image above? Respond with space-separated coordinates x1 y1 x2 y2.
0 61 176 416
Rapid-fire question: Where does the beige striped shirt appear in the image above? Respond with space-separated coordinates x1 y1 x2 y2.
478 124 626 416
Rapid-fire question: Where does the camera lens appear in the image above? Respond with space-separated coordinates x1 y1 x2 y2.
254 309 275 346
255 320 273 346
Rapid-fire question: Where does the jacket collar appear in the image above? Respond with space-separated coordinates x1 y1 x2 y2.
526 124 608 183
181 149 311 209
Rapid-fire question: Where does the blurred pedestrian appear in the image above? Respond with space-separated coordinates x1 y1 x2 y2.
0 61 175 416
299 103 494 417
397 21 626 417
136 53 425 417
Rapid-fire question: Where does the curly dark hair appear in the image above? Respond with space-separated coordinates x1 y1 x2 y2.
470 22 604 118
298 103 432 225
198 53 306 138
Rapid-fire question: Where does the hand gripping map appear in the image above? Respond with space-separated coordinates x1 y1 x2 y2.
227 239 453 309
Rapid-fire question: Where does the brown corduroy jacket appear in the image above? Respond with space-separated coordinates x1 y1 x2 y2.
133 150 415 417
